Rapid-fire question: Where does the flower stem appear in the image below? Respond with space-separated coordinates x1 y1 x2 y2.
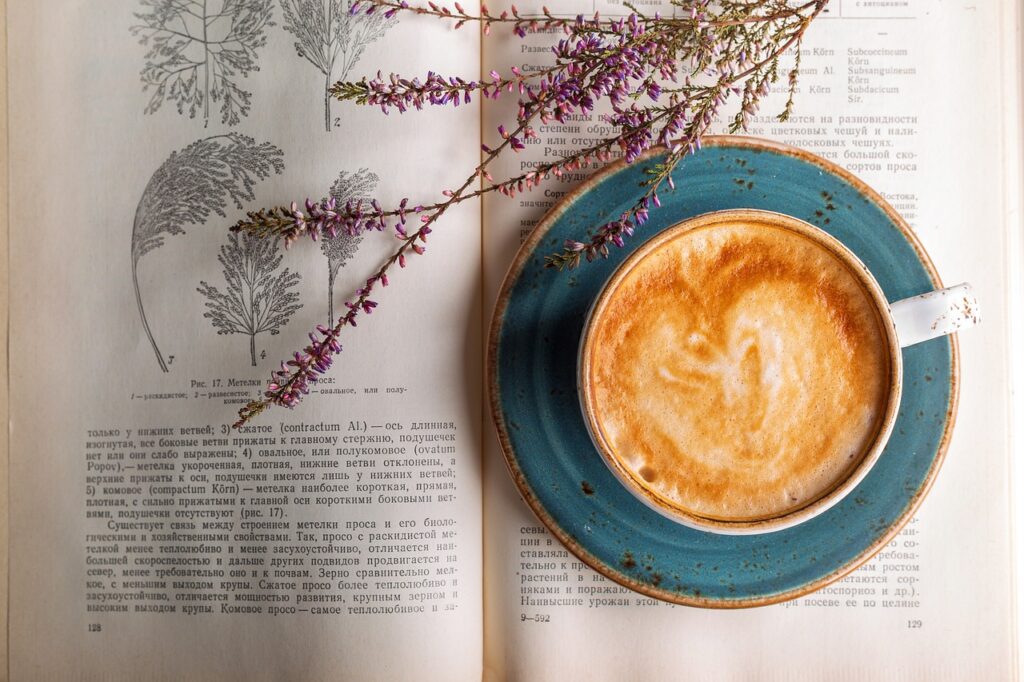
233 0 831 425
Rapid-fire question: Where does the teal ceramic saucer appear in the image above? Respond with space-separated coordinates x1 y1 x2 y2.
487 136 959 608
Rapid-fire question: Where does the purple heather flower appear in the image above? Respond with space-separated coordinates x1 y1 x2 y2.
235 0 830 425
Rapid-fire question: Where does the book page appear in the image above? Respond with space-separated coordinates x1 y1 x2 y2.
7 2 482 680
481 0 1018 679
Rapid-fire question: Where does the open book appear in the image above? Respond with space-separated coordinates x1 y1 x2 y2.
3 0 1021 679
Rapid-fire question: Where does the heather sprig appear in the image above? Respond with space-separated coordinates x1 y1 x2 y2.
231 0 828 426
235 103 543 425
351 0 579 35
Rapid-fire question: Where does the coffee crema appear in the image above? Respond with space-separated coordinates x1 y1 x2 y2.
585 218 893 522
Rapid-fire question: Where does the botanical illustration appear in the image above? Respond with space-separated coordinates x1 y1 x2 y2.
322 168 379 319
132 134 285 372
132 0 275 127
198 233 303 366
280 0 392 131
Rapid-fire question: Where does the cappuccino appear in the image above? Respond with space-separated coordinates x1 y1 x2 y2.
582 214 893 523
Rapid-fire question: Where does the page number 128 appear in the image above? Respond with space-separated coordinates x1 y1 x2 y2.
88 623 102 633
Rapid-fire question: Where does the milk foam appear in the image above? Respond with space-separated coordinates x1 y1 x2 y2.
587 221 891 521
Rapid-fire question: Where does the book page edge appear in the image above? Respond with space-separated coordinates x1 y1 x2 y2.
1 0 10 676
1002 0 1024 678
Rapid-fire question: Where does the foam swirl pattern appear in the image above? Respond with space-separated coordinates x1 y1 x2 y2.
587 221 891 521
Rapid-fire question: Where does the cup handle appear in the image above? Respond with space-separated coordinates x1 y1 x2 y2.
889 282 980 348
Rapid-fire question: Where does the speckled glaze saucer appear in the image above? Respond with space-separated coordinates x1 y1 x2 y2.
487 136 959 608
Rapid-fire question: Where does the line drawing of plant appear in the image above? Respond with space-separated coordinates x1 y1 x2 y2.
198 232 303 366
280 0 393 131
132 133 285 372
131 0 275 127
322 168 378 320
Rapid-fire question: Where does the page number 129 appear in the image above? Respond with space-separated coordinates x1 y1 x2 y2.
907 620 923 629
